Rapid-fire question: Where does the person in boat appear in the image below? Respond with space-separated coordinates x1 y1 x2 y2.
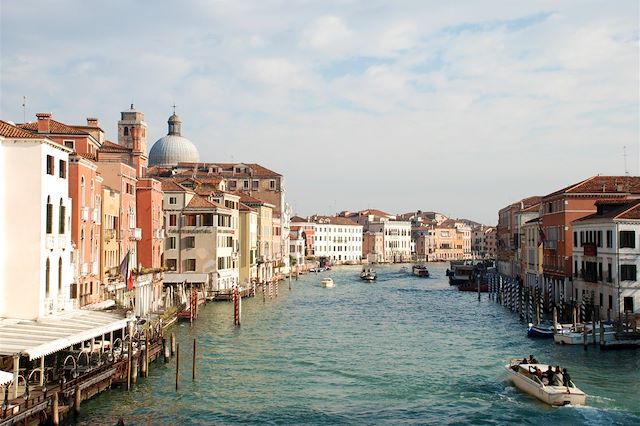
562 368 571 387
552 366 564 386
542 365 554 383
520 357 528 364
528 355 538 364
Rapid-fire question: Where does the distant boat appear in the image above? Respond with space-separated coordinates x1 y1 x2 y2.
504 358 586 406
310 267 326 273
320 278 334 288
412 265 430 277
360 269 377 282
448 262 473 285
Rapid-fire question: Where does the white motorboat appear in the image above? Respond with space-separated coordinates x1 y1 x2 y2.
504 358 586 406
320 278 334 288
554 323 615 345
360 269 377 282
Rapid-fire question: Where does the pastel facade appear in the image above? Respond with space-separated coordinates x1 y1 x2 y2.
238 204 258 285
136 178 164 269
0 120 74 319
100 186 120 282
571 201 640 319
305 216 363 264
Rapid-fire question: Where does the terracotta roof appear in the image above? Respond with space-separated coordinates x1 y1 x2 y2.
76 152 97 161
239 203 256 212
574 199 640 222
545 176 640 198
0 120 42 138
161 180 188 192
19 119 89 135
520 202 541 213
309 215 361 226
99 140 131 153
290 216 309 223
176 162 281 177
185 195 220 209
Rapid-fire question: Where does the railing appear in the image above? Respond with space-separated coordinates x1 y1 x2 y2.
46 234 56 250
81 207 89 221
543 240 557 250
57 235 68 249
130 228 142 240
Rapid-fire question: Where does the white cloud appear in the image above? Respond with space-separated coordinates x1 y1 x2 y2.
300 15 352 50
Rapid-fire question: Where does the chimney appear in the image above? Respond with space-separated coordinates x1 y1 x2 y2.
36 113 51 133
86 117 99 127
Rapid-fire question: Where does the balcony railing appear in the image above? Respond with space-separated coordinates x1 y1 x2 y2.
81 206 89 221
104 229 116 240
46 234 56 250
130 228 142 241
57 234 68 249
154 229 165 239
543 240 557 250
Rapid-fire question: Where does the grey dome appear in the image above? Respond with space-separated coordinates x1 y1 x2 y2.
148 111 200 167
148 134 200 166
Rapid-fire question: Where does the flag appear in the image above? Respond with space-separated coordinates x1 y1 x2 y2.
119 250 133 290
538 225 546 247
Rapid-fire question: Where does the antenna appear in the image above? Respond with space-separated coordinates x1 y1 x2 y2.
623 146 629 176
22 96 26 122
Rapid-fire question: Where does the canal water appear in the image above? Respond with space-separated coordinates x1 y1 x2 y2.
78 263 640 425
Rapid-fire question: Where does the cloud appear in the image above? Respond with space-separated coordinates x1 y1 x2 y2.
300 15 353 50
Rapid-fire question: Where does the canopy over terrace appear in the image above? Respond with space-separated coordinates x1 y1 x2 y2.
0 310 130 361
0 370 13 385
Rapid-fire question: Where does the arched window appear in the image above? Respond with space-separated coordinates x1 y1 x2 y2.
90 229 94 263
46 196 53 234
80 229 85 268
58 257 63 291
45 258 50 298
124 127 129 136
80 176 86 207
90 179 95 208
59 198 66 234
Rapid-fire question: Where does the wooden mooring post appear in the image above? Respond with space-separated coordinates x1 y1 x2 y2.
192 338 197 381
171 332 176 356
52 391 59 426
74 385 81 415
175 343 180 391
163 337 170 362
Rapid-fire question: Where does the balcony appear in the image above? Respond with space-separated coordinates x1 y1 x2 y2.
543 240 557 250
93 208 101 224
81 206 89 221
130 227 142 241
81 262 89 275
154 229 165 239
45 234 56 250
104 229 116 240
57 234 68 249
92 261 99 275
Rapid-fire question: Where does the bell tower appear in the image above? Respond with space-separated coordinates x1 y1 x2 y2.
118 104 148 177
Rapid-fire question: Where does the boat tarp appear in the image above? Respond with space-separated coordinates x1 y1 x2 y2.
0 310 129 360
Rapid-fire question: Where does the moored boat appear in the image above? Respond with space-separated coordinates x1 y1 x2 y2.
320 278 334 288
411 265 430 277
554 323 615 345
448 263 473 285
527 321 566 338
504 358 586 406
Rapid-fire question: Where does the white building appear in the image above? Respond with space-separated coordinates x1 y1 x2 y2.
366 220 412 262
161 179 240 293
571 200 640 320
304 216 363 264
0 120 74 319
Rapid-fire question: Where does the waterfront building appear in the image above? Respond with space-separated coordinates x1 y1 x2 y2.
238 202 259 285
571 200 640 320
496 196 541 277
515 202 541 281
539 176 640 314
136 178 164 269
521 217 543 291
0 119 74 318
483 227 497 259
362 230 385 263
20 113 105 307
340 210 410 263
290 216 316 258
161 179 241 293
471 225 497 259
302 215 364 264
100 186 121 285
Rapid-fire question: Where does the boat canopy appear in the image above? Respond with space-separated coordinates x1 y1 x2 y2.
0 310 129 360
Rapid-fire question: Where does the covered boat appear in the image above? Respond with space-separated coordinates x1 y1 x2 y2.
504 358 586 406
360 269 377 282
412 265 430 277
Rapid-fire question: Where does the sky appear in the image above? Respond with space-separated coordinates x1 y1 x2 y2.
1 0 638 225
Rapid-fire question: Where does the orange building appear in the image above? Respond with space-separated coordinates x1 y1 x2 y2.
540 176 640 313
136 177 164 269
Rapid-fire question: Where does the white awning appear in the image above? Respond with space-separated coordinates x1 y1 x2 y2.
0 370 13 386
0 310 130 360
162 273 208 284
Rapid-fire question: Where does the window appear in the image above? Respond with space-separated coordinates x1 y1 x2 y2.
607 263 612 282
597 230 602 248
573 232 577 247
169 197 177 205
46 197 53 234
80 176 86 207
45 258 50 298
252 180 259 190
243 180 249 190
184 236 196 249
608 295 613 310
59 160 67 178
59 200 66 234
185 259 196 271
623 297 634 313
619 231 635 248
203 214 214 226
124 127 129 136
63 140 74 150
606 230 613 248
620 264 636 281
46 155 54 175
167 237 176 249
229 180 237 190
169 214 177 226
166 259 177 270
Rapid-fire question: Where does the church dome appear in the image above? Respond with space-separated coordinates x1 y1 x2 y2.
148 112 200 167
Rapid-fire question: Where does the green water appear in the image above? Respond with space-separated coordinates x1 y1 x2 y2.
78 263 640 425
